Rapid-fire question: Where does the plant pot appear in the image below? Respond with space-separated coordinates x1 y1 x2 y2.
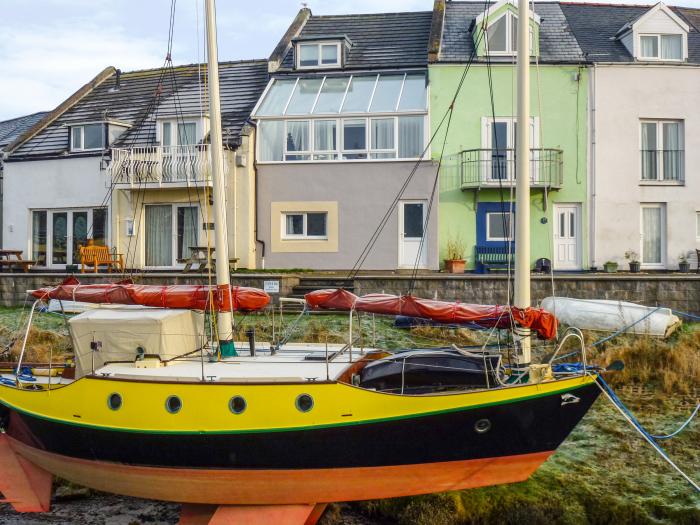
679 261 690 273
628 261 640 273
444 259 466 274
603 262 618 273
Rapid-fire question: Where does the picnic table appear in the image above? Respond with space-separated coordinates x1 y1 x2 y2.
177 246 239 273
0 250 36 273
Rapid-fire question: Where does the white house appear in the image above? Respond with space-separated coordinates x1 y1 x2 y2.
563 2 700 270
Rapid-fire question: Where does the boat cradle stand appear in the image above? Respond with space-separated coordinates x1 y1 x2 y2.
179 503 327 525
0 433 52 512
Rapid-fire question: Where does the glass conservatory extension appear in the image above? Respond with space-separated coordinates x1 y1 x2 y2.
253 72 428 162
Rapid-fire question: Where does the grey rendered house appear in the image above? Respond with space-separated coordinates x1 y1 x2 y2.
251 9 439 271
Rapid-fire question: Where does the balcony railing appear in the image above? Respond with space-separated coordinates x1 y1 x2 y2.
459 148 563 190
641 150 684 183
110 145 219 186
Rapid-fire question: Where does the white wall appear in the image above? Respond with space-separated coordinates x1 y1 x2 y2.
591 64 700 270
3 157 110 255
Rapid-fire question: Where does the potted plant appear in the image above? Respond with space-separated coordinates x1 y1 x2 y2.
444 236 466 274
624 250 640 273
678 253 690 273
603 260 618 273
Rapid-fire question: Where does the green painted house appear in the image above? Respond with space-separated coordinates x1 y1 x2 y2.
429 0 588 272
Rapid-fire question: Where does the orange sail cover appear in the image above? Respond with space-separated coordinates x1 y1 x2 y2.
31 277 270 312
305 289 558 340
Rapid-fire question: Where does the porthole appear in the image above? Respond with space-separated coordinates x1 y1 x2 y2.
229 396 246 415
107 393 122 411
295 393 314 413
165 395 182 414
474 418 491 434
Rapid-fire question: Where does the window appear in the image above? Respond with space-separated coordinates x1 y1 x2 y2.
639 34 683 60
696 212 700 240
641 204 666 267
145 204 199 268
71 124 104 151
32 211 47 266
641 120 684 182
254 73 427 162
31 208 107 267
486 211 514 241
485 12 534 55
283 212 328 239
297 42 341 69
161 120 198 146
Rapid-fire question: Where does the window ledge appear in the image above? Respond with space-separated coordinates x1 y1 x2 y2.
639 180 685 186
258 158 427 165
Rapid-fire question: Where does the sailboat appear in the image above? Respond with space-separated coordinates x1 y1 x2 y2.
0 1 599 523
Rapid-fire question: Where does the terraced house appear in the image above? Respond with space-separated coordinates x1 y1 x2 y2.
251 9 438 270
561 2 700 271
3 61 267 270
429 0 589 272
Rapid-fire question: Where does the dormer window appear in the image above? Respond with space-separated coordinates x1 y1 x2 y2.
296 42 341 69
639 34 682 60
160 120 198 146
485 12 533 55
71 123 104 151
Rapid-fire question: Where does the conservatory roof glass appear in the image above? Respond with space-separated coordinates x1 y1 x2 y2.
254 72 427 117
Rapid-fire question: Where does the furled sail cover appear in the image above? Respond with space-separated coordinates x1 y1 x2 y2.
30 277 270 312
305 289 558 340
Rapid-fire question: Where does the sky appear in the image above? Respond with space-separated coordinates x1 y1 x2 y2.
1 0 699 120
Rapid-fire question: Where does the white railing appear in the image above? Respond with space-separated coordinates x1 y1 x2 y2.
110 145 220 186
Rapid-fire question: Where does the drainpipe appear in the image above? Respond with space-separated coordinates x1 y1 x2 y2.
588 62 597 269
249 119 266 269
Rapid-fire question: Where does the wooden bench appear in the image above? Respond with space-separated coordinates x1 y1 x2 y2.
79 245 124 273
475 246 513 274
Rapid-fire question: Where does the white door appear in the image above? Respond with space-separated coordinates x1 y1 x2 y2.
553 203 581 270
640 204 666 268
399 201 427 268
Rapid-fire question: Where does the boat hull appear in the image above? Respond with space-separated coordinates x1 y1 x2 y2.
0 376 599 504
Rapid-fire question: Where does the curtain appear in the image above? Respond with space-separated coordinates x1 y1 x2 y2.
491 121 508 180
371 118 394 159
642 207 662 264
177 207 198 260
640 36 658 58
661 35 682 60
32 211 47 266
314 120 336 159
663 122 682 181
641 122 657 180
286 120 309 160
146 205 172 267
259 120 283 161
398 116 424 158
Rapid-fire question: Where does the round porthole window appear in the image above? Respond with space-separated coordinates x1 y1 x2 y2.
107 393 122 411
229 396 246 415
474 418 491 434
166 395 182 414
295 394 314 413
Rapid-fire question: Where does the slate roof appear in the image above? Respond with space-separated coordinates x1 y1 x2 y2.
439 1 584 63
277 11 433 71
0 112 49 150
560 3 700 64
10 60 268 160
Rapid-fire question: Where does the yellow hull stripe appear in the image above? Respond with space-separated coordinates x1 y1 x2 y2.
0 375 597 434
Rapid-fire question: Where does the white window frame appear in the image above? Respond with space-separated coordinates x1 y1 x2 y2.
143 203 201 269
696 211 700 241
70 123 104 152
296 41 342 70
486 211 514 242
485 12 534 56
639 203 667 269
312 118 340 160
159 119 200 147
482 117 539 182
639 119 684 183
638 34 684 61
369 117 398 160
281 212 328 240
284 119 312 161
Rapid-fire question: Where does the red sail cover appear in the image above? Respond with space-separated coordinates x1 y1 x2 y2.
305 289 558 340
30 277 270 312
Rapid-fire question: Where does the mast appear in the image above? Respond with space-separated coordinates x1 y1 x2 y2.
514 0 531 366
205 0 234 354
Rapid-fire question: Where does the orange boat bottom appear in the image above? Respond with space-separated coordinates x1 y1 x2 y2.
1 436 552 523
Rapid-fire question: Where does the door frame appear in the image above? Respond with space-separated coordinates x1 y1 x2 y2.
397 200 428 269
639 203 666 269
142 203 201 270
552 202 582 271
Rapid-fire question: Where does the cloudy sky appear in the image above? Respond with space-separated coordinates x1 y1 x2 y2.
1 0 699 120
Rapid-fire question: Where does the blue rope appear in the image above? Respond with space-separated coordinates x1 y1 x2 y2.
652 404 700 440
672 309 700 322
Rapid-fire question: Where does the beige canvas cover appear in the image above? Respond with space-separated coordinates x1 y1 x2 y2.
68 307 205 378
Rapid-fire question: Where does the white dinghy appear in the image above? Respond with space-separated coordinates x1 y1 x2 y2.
541 297 681 338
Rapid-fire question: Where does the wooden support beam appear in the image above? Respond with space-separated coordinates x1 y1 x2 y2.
0 434 52 513
179 503 327 525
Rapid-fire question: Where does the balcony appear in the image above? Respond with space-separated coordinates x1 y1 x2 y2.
110 145 219 187
459 148 563 190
